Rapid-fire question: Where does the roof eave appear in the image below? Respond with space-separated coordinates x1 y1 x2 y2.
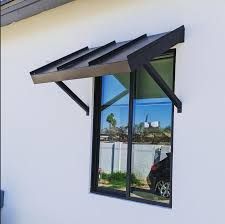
1 0 74 27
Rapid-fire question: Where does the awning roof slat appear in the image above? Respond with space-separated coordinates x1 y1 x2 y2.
88 33 147 66
30 46 89 75
57 40 117 70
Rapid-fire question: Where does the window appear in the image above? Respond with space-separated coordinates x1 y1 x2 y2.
91 50 175 207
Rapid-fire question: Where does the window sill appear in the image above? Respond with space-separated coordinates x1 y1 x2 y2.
90 187 172 208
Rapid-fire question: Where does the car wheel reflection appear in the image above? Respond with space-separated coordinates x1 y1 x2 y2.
156 180 170 198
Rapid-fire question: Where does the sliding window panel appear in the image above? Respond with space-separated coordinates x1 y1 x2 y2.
97 73 130 192
130 54 175 205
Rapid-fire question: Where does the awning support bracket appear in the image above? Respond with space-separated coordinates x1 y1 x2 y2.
55 81 89 115
143 63 182 113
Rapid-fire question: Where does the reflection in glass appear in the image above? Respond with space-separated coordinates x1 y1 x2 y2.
130 56 174 204
95 54 175 205
98 73 130 191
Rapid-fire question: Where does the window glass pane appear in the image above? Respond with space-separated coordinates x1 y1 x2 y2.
101 74 130 105
98 73 130 192
130 56 174 204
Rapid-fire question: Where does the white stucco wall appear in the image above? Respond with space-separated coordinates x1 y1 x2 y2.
1 0 225 223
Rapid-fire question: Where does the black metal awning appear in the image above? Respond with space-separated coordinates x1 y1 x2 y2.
30 26 185 115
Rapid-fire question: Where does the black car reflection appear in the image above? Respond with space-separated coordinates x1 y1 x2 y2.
147 153 171 198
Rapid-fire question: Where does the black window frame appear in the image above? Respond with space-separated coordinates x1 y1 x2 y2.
91 49 176 208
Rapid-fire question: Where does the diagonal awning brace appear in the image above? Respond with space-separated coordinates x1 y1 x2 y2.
30 25 184 115
56 81 89 115
143 63 182 113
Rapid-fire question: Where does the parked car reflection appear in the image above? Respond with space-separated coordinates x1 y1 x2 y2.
147 153 171 198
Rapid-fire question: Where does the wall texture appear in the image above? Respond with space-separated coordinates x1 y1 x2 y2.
1 0 225 224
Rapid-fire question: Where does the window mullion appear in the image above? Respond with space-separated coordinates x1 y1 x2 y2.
91 77 102 192
126 71 136 198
